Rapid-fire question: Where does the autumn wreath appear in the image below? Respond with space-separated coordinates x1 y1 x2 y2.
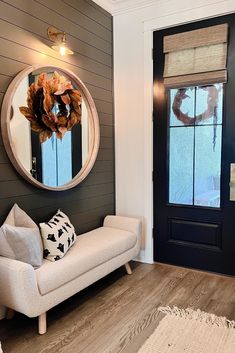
19 71 82 143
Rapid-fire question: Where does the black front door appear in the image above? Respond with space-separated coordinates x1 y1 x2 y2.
153 14 235 275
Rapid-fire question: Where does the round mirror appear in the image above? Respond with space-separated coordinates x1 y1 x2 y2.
1 65 100 191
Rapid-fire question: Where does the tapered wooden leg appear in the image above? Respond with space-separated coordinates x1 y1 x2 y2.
125 262 133 275
6 308 15 320
38 312 47 335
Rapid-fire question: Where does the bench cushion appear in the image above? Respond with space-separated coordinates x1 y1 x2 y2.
36 226 137 295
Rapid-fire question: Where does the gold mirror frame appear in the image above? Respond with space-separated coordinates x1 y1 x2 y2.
1 65 100 191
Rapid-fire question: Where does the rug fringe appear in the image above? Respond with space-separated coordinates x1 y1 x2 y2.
158 306 235 329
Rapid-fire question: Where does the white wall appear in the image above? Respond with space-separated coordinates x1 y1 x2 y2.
11 77 32 172
113 0 235 263
81 101 90 166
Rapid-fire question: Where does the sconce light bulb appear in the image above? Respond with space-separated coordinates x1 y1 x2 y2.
59 44 66 56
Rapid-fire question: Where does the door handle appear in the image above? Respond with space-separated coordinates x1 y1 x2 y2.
230 163 235 201
30 157 37 179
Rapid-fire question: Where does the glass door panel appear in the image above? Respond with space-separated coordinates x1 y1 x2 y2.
169 126 194 205
168 84 223 208
194 125 222 207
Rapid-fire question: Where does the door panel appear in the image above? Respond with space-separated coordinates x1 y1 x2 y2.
168 218 222 250
153 14 235 275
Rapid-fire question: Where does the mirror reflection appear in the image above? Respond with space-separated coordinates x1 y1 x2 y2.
10 67 91 188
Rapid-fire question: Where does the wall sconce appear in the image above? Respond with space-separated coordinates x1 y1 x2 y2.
47 26 74 56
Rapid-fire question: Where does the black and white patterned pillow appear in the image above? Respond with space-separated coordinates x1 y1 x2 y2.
39 210 76 262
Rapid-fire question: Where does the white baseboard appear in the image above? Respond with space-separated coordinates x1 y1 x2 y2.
134 249 154 264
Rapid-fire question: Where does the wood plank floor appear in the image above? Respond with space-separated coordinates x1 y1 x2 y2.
1 262 235 353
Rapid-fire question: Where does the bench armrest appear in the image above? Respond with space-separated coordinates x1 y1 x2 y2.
103 215 142 237
0 256 39 315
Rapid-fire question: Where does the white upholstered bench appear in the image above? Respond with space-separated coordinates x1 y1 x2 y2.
0 215 141 334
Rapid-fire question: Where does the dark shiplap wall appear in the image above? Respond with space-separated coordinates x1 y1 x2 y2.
0 0 114 232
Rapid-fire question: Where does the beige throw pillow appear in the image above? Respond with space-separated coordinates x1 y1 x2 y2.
0 204 43 268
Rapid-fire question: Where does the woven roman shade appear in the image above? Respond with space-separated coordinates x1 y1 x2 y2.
163 24 228 88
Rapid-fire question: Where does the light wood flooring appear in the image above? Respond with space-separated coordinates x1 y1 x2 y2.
1 262 235 353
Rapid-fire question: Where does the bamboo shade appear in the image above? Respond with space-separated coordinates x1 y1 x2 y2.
163 24 228 88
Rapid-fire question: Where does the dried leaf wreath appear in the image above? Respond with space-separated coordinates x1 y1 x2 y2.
19 71 82 143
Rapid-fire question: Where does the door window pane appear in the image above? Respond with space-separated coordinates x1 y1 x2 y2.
57 132 72 185
194 125 222 207
195 84 223 125
168 84 223 208
42 132 72 187
169 88 195 127
169 126 194 205
41 136 57 187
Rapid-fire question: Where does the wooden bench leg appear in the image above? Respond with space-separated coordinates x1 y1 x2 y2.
6 308 15 320
125 262 133 275
38 312 47 335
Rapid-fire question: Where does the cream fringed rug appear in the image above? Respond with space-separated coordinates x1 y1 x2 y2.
138 306 235 353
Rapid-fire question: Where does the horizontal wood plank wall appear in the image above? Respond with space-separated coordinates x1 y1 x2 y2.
0 0 114 230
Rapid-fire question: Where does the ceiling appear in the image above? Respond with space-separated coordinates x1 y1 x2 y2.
93 0 157 15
